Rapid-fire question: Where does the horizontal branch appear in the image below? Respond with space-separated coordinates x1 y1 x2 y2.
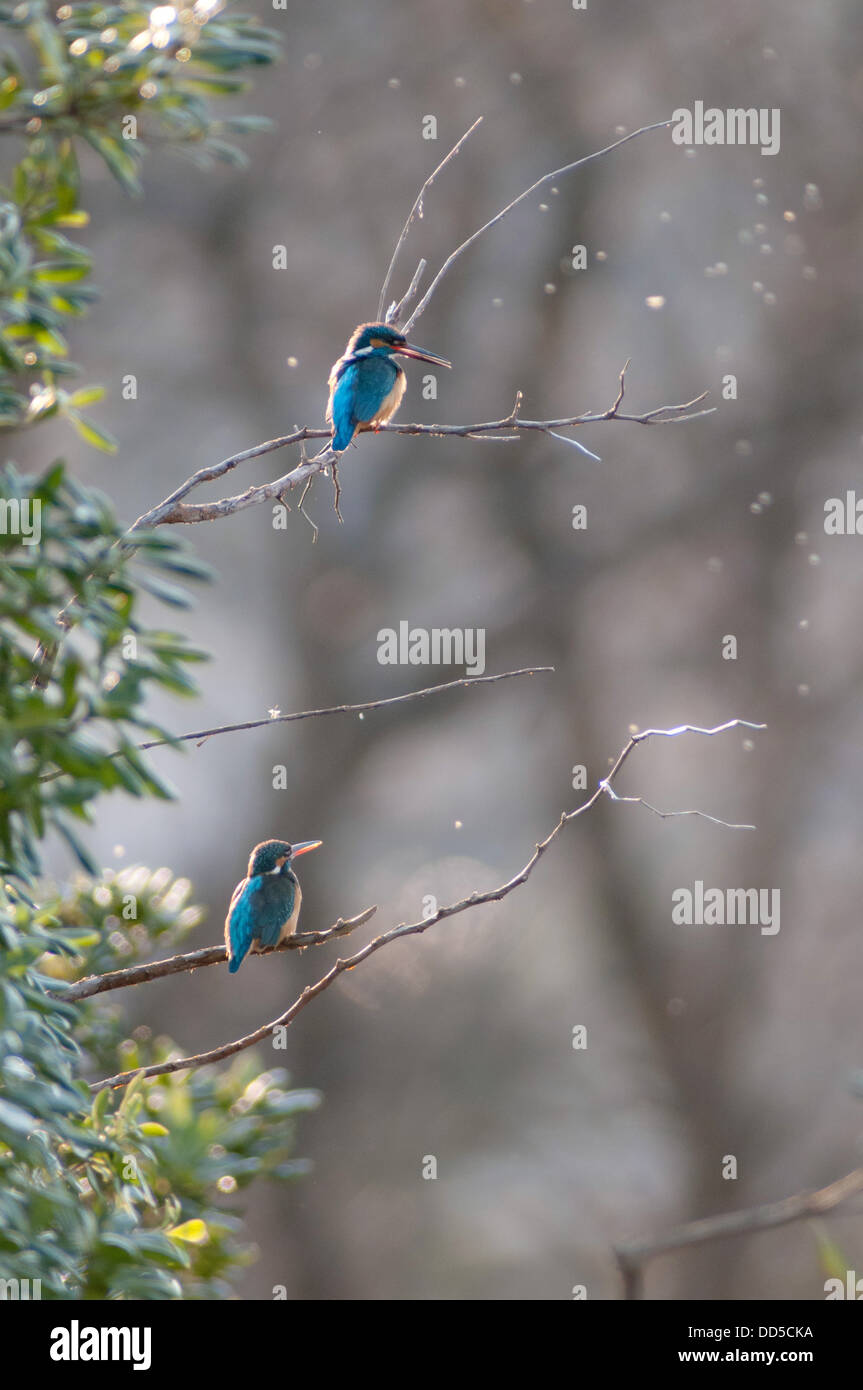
36 668 551 785
614 1166 863 1300
90 718 765 1093
129 363 712 530
60 906 377 1003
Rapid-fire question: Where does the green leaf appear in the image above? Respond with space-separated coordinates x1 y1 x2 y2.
81 132 142 197
814 1227 851 1283
66 385 105 408
69 413 117 454
0 1096 36 1134
32 263 90 284
215 115 274 134
167 1219 208 1244
53 819 98 874
0 76 18 111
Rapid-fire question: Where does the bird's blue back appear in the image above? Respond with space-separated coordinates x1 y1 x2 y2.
330 354 401 451
226 870 297 974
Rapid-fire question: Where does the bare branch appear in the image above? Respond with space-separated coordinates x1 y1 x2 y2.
544 430 602 462
614 1166 863 1300
401 119 675 334
37 668 552 785
89 717 764 1093
599 786 756 830
127 427 332 534
135 666 554 751
123 122 699 535
597 718 766 831
132 369 711 529
377 117 484 322
35 117 698 691
387 257 426 327
60 906 377 1004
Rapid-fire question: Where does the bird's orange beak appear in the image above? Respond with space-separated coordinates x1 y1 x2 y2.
396 342 451 369
290 839 322 857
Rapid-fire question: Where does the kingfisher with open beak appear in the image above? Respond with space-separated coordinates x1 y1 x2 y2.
326 321 451 453
224 838 322 974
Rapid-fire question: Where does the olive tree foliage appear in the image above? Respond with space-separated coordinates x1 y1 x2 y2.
0 2 318 1299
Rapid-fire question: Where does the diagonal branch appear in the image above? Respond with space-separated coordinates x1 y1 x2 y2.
387 257 426 327
598 717 767 830
401 118 674 333
89 717 765 1093
377 116 484 322
614 1166 863 1300
60 906 378 1003
127 425 331 533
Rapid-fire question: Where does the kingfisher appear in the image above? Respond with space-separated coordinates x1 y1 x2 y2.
326 321 451 453
224 838 322 974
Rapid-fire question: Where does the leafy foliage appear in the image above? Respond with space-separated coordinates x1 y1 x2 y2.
0 460 209 875
0 871 318 1299
0 0 278 437
0 4 312 1302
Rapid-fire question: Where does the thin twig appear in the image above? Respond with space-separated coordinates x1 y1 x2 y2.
89 718 765 1092
402 119 674 333
377 117 484 322
35 668 553 782
297 472 318 541
614 1166 863 1300
388 257 427 326
330 459 343 521
138 666 554 750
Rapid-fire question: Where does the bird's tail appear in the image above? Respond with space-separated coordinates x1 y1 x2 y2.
316 432 349 458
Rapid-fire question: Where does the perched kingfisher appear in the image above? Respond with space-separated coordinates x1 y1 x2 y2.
326 321 451 453
224 838 322 974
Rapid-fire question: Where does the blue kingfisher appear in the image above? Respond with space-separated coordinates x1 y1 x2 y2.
327 321 451 452
224 838 322 974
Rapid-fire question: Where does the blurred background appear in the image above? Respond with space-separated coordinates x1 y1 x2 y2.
14 0 863 1298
